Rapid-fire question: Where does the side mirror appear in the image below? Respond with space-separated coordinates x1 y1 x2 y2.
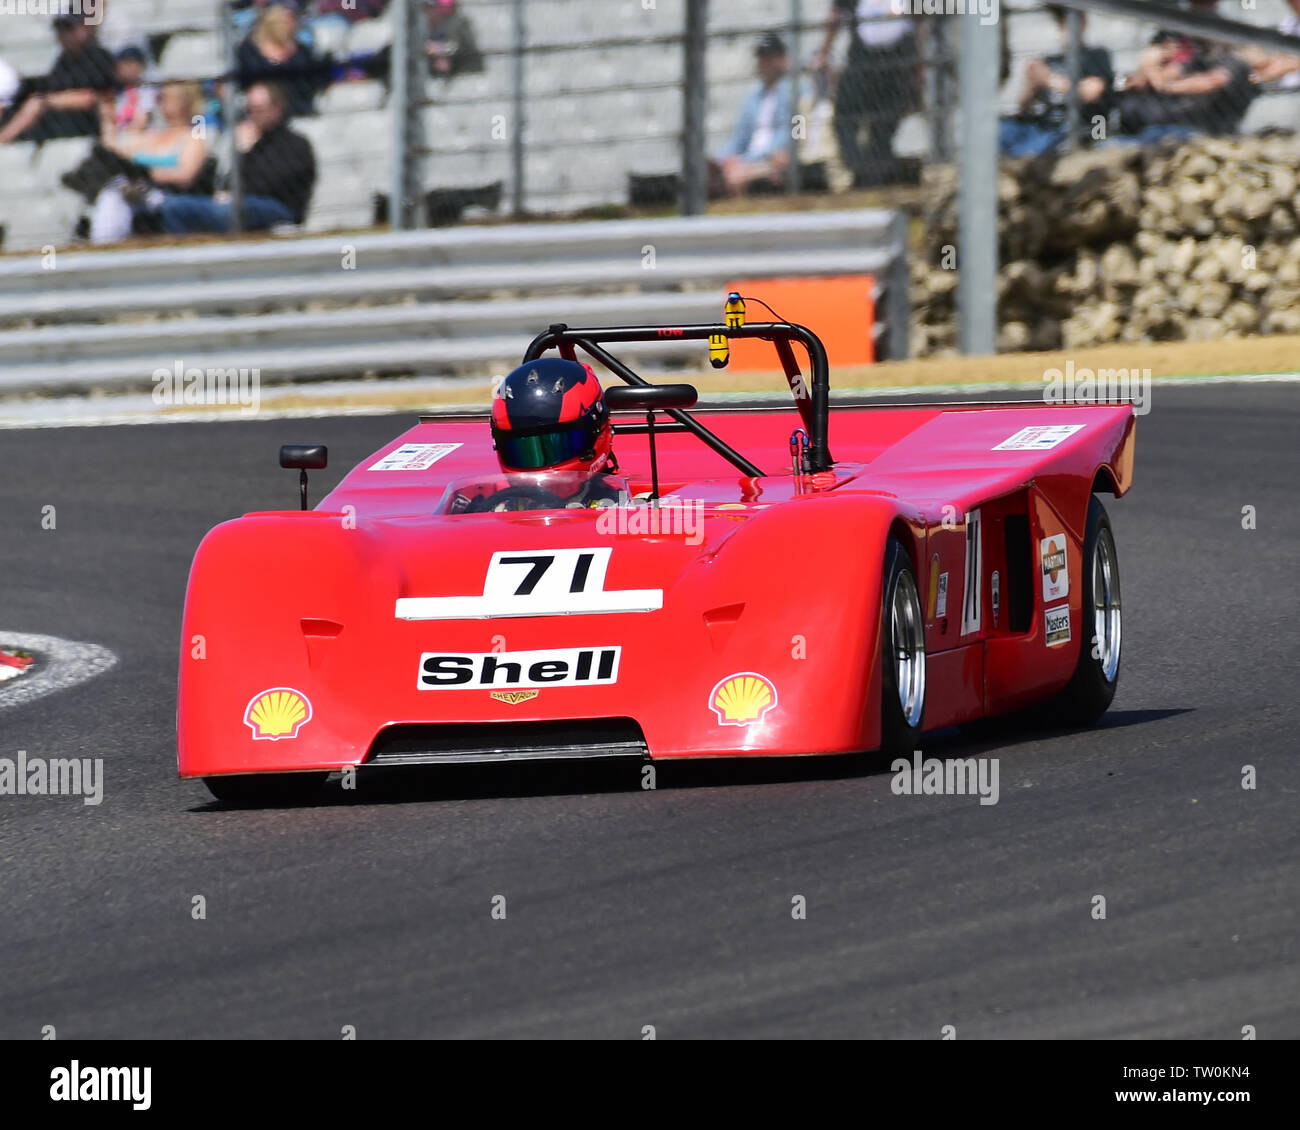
604 383 698 413
280 444 328 470
280 444 327 510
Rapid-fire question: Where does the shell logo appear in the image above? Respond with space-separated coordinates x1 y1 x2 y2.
709 672 777 726
244 688 313 741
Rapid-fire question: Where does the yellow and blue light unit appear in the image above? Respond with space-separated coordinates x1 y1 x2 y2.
709 292 746 368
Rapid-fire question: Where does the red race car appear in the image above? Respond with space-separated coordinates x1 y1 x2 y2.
178 306 1135 803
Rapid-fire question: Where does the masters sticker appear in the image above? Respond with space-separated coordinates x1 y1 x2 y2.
369 443 461 471
1044 604 1071 647
993 425 1085 451
1040 534 1069 603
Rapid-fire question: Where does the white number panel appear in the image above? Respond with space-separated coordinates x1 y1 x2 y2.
395 548 663 620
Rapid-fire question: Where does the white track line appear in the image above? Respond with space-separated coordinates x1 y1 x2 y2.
0 372 1297 429
0 632 118 713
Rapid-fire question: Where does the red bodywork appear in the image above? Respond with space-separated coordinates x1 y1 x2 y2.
177 401 1135 778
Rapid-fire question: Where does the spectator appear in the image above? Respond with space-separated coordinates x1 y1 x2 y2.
234 0 272 39
161 82 316 234
1240 0 1300 90
90 81 210 244
234 0 314 46
798 58 851 192
366 0 481 89
1000 5 1114 158
813 0 918 187
237 3 321 116
0 15 116 145
1118 0 1255 141
425 0 484 78
315 0 391 27
95 0 155 69
111 47 157 135
0 59 19 116
711 33 807 197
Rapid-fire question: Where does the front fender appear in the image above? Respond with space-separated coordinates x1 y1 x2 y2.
642 493 904 756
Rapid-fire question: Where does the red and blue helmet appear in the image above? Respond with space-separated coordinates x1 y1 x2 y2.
490 358 613 473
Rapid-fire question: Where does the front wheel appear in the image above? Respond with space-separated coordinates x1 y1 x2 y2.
879 537 927 757
202 772 327 806
1050 495 1122 726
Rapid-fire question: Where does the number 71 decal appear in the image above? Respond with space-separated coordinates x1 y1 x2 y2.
395 548 663 620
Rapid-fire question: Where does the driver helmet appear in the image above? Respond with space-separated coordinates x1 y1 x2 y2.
490 358 614 473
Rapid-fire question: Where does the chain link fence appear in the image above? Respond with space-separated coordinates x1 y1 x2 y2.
1000 0 1299 152
910 0 1300 356
0 0 958 249
400 0 926 224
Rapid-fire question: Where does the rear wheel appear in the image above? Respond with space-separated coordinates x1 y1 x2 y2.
879 537 926 758
202 772 327 806
1050 495 1121 726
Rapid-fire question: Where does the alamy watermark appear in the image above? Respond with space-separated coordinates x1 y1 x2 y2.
891 0 999 26
0 751 104 805
594 496 705 545
891 751 1000 806
0 0 102 23
1043 361 1151 416
50 1062 150 1110
152 361 260 416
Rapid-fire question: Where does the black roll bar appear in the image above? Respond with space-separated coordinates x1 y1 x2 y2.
521 321 832 475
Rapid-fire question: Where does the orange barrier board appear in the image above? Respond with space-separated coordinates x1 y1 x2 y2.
722 275 876 371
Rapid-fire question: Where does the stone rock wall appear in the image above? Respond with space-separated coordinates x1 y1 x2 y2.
911 136 1300 355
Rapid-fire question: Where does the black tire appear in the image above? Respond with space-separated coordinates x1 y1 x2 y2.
202 772 327 806
879 537 927 758
1050 495 1121 726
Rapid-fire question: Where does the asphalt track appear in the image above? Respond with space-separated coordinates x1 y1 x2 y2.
1 383 1297 1039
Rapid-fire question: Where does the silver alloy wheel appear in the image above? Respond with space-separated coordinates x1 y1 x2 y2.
890 569 926 727
1092 525 1122 683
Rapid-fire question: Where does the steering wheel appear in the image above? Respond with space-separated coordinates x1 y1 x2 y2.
465 484 571 513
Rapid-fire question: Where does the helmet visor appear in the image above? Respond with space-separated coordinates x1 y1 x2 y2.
495 424 594 470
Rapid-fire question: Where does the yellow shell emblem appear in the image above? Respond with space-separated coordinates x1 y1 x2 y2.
244 688 313 741
709 672 777 726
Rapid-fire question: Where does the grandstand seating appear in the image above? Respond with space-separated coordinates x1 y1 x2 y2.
0 0 1296 254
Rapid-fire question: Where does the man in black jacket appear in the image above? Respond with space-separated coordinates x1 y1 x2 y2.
813 0 919 187
1000 5 1115 157
0 15 117 144
1118 0 1255 140
161 83 316 234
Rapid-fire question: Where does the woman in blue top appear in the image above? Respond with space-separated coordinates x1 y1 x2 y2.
91 81 209 244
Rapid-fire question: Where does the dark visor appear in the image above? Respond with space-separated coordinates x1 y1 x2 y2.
494 425 593 470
